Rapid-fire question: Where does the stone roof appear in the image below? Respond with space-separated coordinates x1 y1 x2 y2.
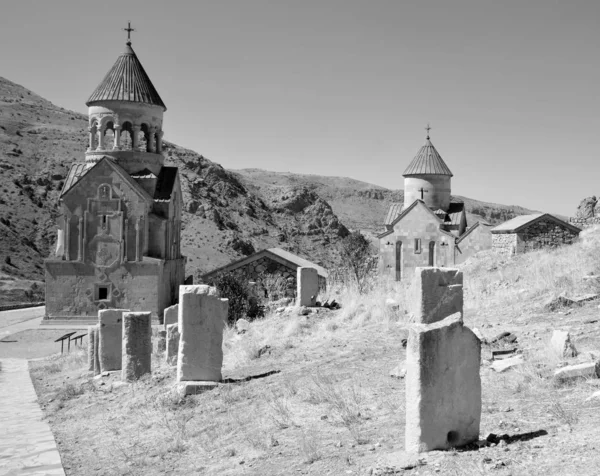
403 139 453 177
201 247 328 281
491 213 581 234
86 43 166 110
383 203 403 226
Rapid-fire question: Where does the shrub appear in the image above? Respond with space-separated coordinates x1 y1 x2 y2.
214 273 252 325
337 231 377 294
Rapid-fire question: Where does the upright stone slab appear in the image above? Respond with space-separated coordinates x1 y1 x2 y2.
550 330 578 358
177 285 229 383
98 309 129 372
163 304 178 331
166 323 180 365
87 326 97 372
405 267 481 453
93 325 101 376
297 267 319 307
122 312 152 382
410 267 463 323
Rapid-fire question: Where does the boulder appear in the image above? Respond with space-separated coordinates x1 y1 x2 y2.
236 318 250 334
550 330 578 358
554 361 600 382
575 196 597 219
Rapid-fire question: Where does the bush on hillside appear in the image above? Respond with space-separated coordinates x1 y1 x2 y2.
214 273 264 324
337 231 377 294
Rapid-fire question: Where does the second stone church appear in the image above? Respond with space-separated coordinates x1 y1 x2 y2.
378 132 492 281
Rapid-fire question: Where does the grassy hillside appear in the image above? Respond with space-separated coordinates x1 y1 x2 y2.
28 228 600 475
235 168 538 234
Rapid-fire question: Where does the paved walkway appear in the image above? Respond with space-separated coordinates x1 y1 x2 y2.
0 358 65 475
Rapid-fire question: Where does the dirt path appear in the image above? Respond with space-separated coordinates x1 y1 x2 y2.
0 358 65 475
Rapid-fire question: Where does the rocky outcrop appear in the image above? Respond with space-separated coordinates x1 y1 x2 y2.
576 196 597 219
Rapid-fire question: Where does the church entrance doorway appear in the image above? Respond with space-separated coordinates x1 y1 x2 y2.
395 241 402 281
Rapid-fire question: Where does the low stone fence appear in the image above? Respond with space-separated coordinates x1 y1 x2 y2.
570 217 600 229
0 301 45 312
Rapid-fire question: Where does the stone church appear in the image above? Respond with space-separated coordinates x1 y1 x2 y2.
378 131 491 281
44 34 185 321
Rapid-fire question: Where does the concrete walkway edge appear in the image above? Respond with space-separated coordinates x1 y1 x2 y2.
0 358 65 475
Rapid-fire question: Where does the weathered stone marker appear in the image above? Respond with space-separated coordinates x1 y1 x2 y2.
98 309 129 372
122 312 152 382
87 325 97 372
157 330 167 353
297 267 319 307
550 330 578 358
166 323 179 365
93 325 101 376
163 303 178 331
177 285 228 393
405 267 481 453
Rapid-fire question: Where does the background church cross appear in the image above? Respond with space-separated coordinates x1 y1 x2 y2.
123 21 135 45
425 123 431 140
418 187 429 200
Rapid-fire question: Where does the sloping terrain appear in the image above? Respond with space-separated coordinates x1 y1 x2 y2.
235 168 538 234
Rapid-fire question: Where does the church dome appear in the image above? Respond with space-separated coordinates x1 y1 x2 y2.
86 43 166 110
402 138 453 177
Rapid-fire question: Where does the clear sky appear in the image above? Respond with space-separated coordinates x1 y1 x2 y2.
1 0 597 216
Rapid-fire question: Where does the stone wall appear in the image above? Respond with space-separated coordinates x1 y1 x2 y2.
44 259 182 320
454 223 492 265
570 217 600 229
491 233 518 255
493 219 579 255
520 219 579 253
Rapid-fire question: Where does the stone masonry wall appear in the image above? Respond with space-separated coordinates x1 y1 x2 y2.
491 233 518 255
570 217 600 229
520 219 579 253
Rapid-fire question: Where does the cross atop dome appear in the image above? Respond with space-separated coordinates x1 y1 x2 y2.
123 21 135 45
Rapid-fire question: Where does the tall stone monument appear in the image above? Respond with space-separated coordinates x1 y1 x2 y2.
177 285 228 395
405 267 481 453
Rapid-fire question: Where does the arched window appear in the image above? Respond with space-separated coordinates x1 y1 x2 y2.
139 123 149 152
98 184 111 199
104 121 115 150
121 122 133 150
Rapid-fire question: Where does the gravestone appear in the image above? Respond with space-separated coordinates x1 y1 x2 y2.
93 325 101 376
550 330 578 358
98 309 129 372
297 267 319 307
163 303 178 331
122 312 152 382
87 325 97 372
405 267 481 453
157 330 167 353
177 285 228 391
166 323 179 365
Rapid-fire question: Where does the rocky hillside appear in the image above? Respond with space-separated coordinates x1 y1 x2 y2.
0 76 349 302
235 169 538 234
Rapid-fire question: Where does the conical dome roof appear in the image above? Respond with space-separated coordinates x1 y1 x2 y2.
402 139 453 177
86 43 166 110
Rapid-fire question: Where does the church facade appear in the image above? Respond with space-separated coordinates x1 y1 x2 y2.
378 132 491 281
44 35 185 321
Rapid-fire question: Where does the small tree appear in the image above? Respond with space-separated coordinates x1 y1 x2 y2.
214 273 250 325
338 231 377 294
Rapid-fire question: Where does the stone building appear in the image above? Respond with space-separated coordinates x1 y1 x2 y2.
44 34 185 321
491 213 580 255
378 131 492 281
201 248 327 296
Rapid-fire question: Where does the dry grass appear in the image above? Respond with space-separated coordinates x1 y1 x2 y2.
28 228 600 475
